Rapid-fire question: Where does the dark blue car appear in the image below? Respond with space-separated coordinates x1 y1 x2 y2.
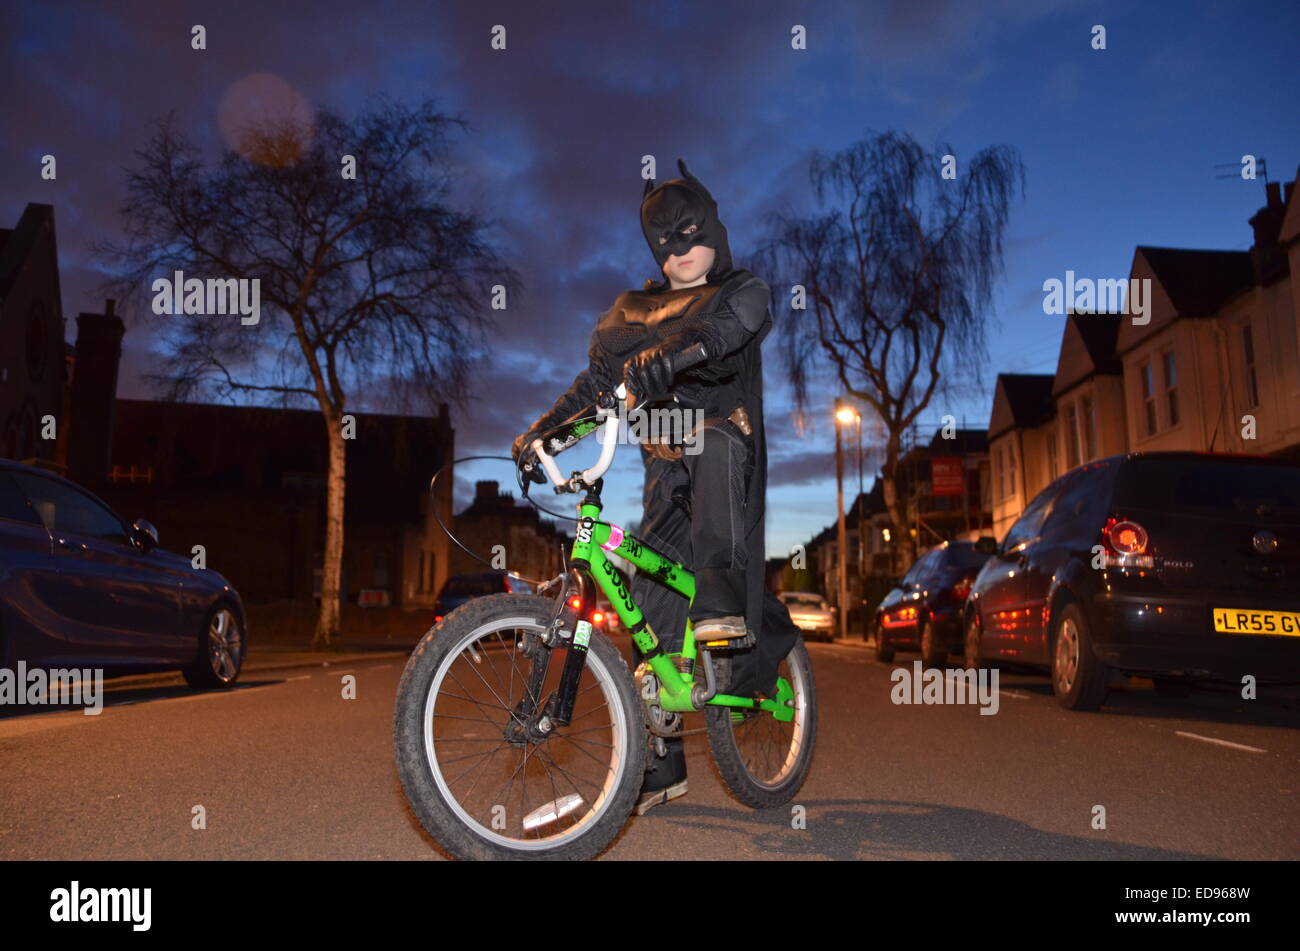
874 540 989 667
0 460 246 689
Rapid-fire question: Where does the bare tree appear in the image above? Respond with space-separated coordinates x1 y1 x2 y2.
104 99 519 648
760 131 1023 570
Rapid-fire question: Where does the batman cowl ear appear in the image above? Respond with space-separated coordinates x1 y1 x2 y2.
642 177 656 198
677 158 697 182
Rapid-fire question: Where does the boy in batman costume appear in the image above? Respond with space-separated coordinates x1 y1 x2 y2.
512 160 800 813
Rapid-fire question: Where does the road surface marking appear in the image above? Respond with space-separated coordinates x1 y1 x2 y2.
1175 730 1266 753
285 675 312 682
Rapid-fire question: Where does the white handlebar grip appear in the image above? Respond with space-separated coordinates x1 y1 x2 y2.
531 437 565 486
581 411 620 483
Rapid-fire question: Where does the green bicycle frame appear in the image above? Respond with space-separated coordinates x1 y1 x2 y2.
567 495 793 720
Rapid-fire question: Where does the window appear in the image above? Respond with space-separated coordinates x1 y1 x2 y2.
1162 351 1179 427
1139 361 1156 436
1042 460 1119 541
1002 485 1057 552
1081 396 1097 459
10 473 128 542
1065 404 1080 468
1046 424 1059 480
1242 324 1259 409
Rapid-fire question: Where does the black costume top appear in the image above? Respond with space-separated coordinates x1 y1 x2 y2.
521 161 774 645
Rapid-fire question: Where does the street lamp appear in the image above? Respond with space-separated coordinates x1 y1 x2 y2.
833 399 861 641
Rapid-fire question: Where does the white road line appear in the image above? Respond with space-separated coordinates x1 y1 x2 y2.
1175 730 1267 753
371 664 393 670
1000 689 1031 700
285 675 312 682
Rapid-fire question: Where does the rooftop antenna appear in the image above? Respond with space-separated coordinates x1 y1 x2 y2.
1215 157 1268 187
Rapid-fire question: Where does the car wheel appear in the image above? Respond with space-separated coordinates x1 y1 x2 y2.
874 620 894 663
920 618 947 668
1051 603 1108 711
183 604 244 690
1152 678 1191 699
963 612 986 671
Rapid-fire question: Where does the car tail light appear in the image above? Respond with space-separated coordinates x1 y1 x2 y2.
435 615 443 623
881 605 918 628
569 596 582 609
591 610 605 625
1101 517 1154 568
952 580 972 601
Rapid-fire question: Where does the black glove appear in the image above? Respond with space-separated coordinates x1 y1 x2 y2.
511 430 546 484
624 330 710 403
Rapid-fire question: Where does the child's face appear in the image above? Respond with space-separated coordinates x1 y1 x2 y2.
662 227 716 286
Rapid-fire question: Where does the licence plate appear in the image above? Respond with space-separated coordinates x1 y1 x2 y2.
1212 608 1300 637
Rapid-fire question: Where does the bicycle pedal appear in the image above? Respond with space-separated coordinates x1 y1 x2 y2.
700 633 755 652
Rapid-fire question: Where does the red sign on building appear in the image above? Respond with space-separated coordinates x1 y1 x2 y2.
931 457 964 497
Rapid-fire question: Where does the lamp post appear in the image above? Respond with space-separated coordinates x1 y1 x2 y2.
834 401 859 641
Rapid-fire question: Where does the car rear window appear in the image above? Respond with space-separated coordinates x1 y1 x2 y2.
1115 457 1300 517
440 574 502 597
944 544 991 570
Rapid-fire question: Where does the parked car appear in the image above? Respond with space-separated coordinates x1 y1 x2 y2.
778 591 835 640
964 452 1300 710
874 540 989 666
0 460 247 689
433 570 533 622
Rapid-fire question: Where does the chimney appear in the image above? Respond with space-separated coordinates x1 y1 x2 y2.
67 299 124 488
1249 181 1290 285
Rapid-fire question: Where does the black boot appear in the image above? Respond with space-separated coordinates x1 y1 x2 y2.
635 736 688 815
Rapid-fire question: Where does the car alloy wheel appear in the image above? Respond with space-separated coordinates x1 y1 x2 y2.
208 607 243 682
1054 616 1080 695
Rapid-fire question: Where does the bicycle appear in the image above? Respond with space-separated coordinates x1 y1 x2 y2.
393 370 818 860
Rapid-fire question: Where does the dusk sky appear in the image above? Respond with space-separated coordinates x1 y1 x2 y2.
3 0 1299 558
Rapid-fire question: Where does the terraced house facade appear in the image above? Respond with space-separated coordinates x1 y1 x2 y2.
989 172 1300 536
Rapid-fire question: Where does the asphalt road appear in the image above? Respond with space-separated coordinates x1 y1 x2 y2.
2 636 1296 860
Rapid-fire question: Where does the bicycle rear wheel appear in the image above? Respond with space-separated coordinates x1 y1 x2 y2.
705 636 817 808
393 594 644 860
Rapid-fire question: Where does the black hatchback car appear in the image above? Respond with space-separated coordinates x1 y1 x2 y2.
964 452 1300 710
874 540 990 667
0 460 247 689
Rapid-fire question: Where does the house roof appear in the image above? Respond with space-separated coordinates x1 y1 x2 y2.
0 203 57 304
1052 312 1123 396
1136 246 1254 318
988 373 1054 440
926 427 988 455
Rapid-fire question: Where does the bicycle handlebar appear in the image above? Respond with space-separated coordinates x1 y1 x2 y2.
527 342 710 493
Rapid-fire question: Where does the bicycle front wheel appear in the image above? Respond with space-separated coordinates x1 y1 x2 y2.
393 594 645 860
705 636 817 808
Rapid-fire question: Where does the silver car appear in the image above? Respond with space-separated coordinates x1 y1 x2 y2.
778 591 834 641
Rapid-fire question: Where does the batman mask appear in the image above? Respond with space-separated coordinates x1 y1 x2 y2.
640 159 734 281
